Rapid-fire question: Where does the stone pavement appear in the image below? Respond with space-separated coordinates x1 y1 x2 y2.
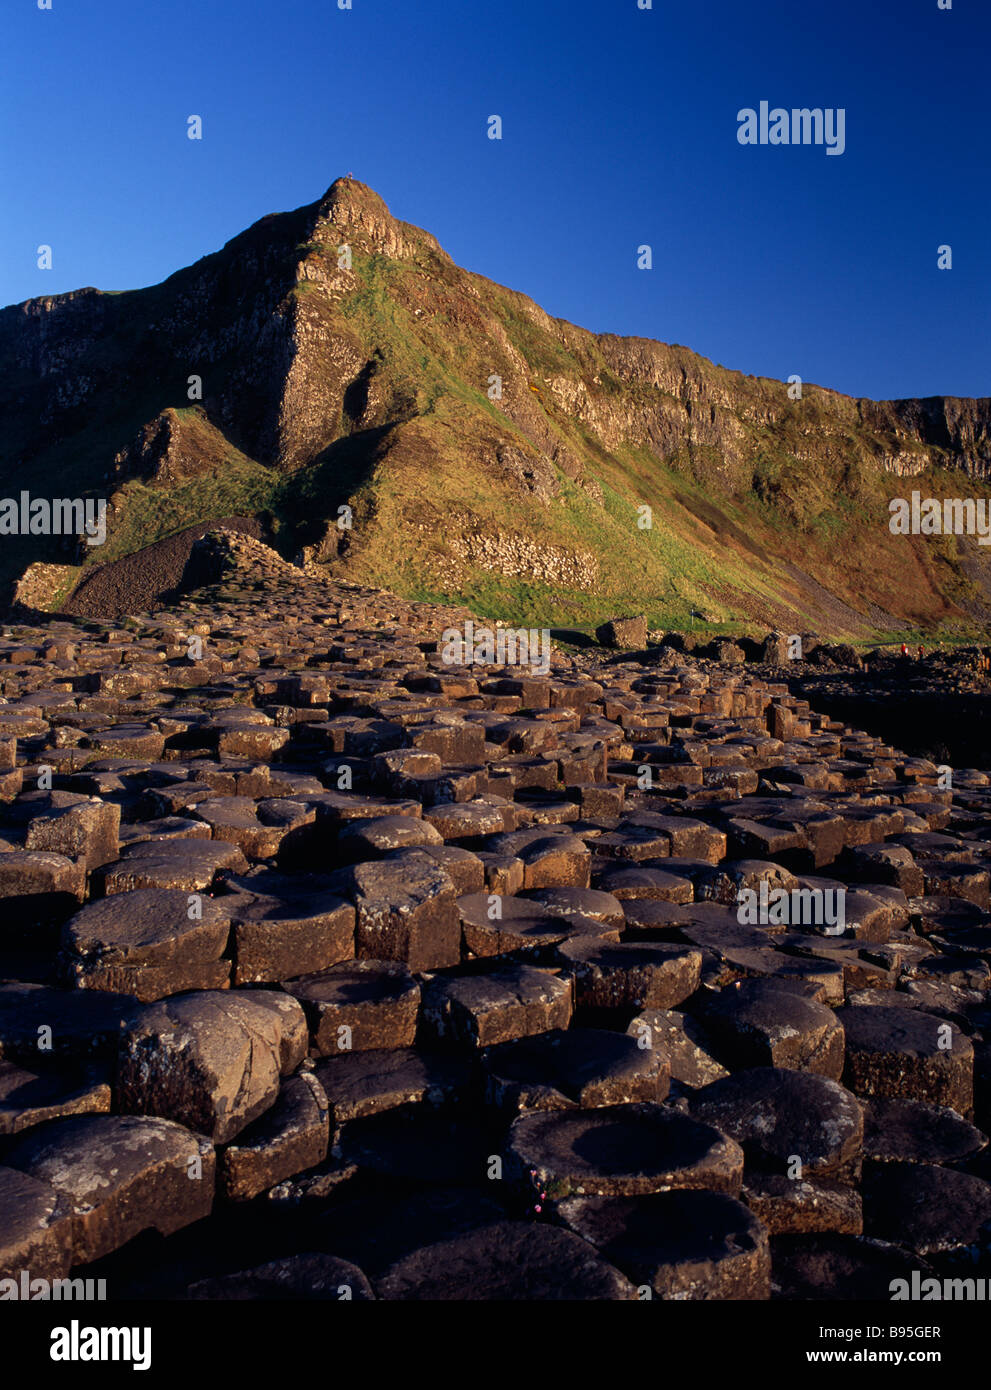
2 531 991 1300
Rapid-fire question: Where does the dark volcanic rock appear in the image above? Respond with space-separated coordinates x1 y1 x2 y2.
698 978 845 1078
508 1103 744 1198
283 959 420 1054
313 1047 473 1124
862 1096 986 1164
0 534 988 1297
556 1190 770 1298
743 1175 863 1236
555 938 702 1011
689 1068 864 1180
217 1072 329 1201
422 965 572 1047
863 1161 991 1255
188 1253 375 1300
61 887 231 1001
349 853 461 972
375 1220 636 1300
770 1235 930 1301
481 1027 669 1111
838 1004 974 1115
0 1166 74 1280
0 1059 111 1135
222 873 355 985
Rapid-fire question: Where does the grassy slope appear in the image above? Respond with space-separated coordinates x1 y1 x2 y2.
274 246 984 638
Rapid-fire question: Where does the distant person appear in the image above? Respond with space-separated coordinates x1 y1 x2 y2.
900 643 908 656
918 645 925 660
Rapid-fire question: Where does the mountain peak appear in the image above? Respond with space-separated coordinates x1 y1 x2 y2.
318 175 392 221
312 177 449 263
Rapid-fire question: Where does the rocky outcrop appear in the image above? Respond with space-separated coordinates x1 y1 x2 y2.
12 563 76 614
596 615 648 649
450 525 598 588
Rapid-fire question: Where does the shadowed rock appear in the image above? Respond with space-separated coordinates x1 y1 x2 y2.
482 1028 669 1111
862 1096 986 1164
0 1059 111 1135
218 1072 329 1201
556 1190 770 1298
689 1068 864 1180
188 1252 375 1300
375 1220 636 1300
863 1161 991 1255
698 979 845 1078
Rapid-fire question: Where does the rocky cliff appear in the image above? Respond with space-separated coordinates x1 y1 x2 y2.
2 177 989 635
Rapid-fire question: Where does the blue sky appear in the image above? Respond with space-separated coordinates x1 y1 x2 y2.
2 0 987 401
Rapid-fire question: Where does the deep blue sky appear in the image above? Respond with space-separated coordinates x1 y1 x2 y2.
2 0 987 401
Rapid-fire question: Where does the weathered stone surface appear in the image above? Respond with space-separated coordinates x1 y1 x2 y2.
521 885 626 926
0 1165 74 1280
338 814 444 860
116 991 306 1142
26 799 120 870
838 1004 974 1115
862 1096 986 1164
0 533 989 1296
422 965 571 1048
698 979 845 1078
4 1114 215 1264
350 852 461 972
0 1059 111 1135
222 872 355 985
0 851 85 921
482 1028 669 1111
218 1072 329 1201
458 890 614 959
61 887 231 1001
283 959 420 1054
742 1175 863 1235
508 1103 744 1197
599 865 695 903
484 829 591 889
626 1009 729 1088
595 616 648 650
192 796 312 862
556 938 702 1011
99 839 248 895
314 1047 472 1124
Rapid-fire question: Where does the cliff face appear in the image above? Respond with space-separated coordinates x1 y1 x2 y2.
2 177 989 634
